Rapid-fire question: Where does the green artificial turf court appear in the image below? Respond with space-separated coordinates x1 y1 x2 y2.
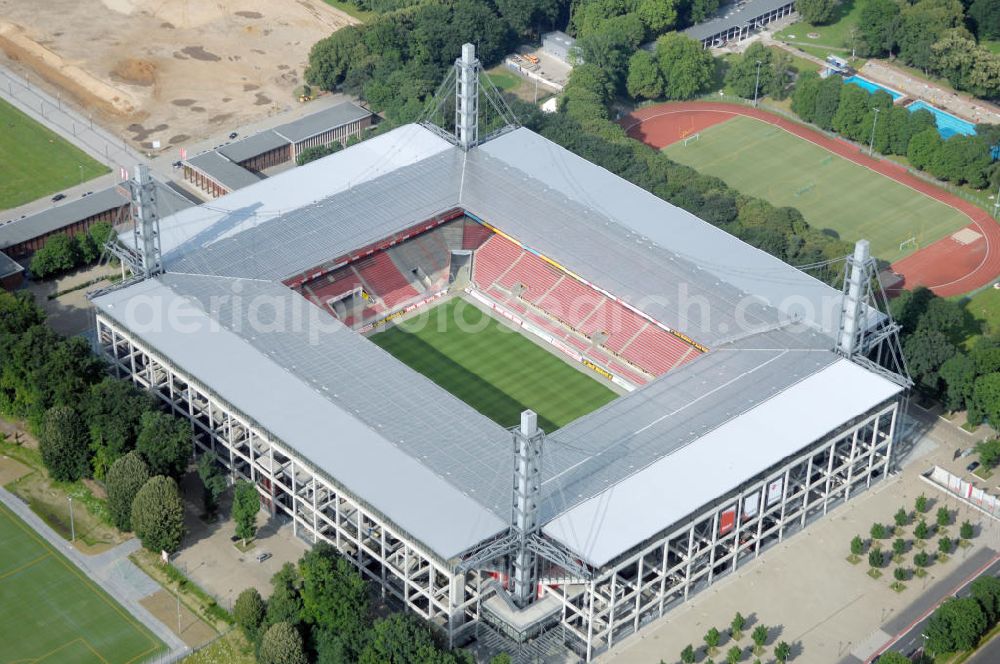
369 298 618 431
0 97 108 210
663 115 969 263
0 502 164 664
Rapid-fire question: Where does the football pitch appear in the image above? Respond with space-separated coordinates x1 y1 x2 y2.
0 502 164 664
370 299 618 431
664 115 968 263
0 97 108 210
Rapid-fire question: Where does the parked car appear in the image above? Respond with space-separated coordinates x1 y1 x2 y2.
967 461 981 473
51 193 66 202
255 551 272 563
229 131 238 139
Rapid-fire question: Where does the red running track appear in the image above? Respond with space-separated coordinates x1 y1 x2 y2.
622 102 1000 297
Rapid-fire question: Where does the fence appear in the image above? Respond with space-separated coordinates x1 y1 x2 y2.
922 465 1000 520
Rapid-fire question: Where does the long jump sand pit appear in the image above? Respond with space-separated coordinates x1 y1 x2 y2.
0 0 357 150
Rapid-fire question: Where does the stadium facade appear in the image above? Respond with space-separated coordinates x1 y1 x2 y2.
94 47 908 661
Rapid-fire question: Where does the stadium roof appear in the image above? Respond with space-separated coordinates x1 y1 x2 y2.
0 250 22 279
185 151 262 191
683 0 796 41
0 182 193 251
102 122 901 565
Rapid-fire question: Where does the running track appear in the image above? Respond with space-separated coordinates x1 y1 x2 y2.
622 102 1000 297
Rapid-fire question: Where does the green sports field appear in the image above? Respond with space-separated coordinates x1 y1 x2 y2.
664 115 969 263
0 97 108 210
0 502 164 664
369 299 618 431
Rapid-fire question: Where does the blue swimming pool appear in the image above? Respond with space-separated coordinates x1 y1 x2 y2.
906 100 977 139
842 75 978 139
844 75 902 100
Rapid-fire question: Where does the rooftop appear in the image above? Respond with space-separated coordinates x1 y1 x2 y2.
683 0 796 41
272 101 371 144
0 250 22 279
100 122 900 565
185 151 263 192
217 130 289 164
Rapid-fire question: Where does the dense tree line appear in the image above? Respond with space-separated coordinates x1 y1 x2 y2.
924 577 1000 655
723 42 795 101
30 222 114 280
890 286 1000 426
791 72 999 188
232 543 500 664
0 290 193 551
855 0 999 100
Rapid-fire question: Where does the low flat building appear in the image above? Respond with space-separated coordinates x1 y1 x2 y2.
0 250 23 290
541 31 578 65
182 101 374 198
0 183 194 261
684 0 796 48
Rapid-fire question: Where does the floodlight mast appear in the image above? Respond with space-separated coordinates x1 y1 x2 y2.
510 410 543 607
455 43 480 150
130 164 163 278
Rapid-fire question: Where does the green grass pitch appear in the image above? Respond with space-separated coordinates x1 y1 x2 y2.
664 115 969 263
369 299 618 432
0 502 164 664
0 97 108 210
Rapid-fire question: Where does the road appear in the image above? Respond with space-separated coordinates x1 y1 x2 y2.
865 549 1000 661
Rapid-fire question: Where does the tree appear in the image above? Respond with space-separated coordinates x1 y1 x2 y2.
812 75 843 131
637 0 678 35
894 507 909 527
869 547 884 569
970 374 1000 427
655 33 715 100
39 405 89 482
86 378 150 479
489 655 513 664
726 645 742 664
774 641 791 663
924 597 987 653
908 127 943 172
233 480 260 546
577 13 645 91
970 576 1000 624
106 451 150 531
941 353 977 412
751 624 768 653
960 521 974 541
791 70 821 122
916 494 929 513
233 587 267 644
969 0 1000 40
704 626 721 654
131 475 185 553
894 567 908 581
796 0 837 24
30 233 81 279
850 534 864 556
897 0 963 73
905 327 957 392
915 520 930 540
626 50 663 100
977 438 1000 468
299 542 370 660
266 563 303 629
358 613 454 664
893 538 906 556
858 0 901 55
937 507 951 528
731 611 745 640
915 551 930 568
296 142 343 166
196 453 227 516
681 644 696 664
870 522 887 539
724 43 772 99
258 621 308 664
938 536 952 555
561 63 615 120
136 411 191 478
877 653 912 664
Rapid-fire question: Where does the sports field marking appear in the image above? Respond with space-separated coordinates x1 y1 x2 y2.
0 97 108 210
953 228 983 245
369 298 618 432
0 503 164 664
663 115 969 263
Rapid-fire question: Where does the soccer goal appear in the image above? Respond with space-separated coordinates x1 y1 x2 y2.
683 132 700 146
899 236 917 253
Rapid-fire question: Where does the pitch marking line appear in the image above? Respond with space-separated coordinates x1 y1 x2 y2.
0 551 51 581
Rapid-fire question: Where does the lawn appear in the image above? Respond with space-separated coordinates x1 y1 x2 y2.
321 0 375 22
775 0 864 55
0 97 108 210
483 68 522 92
369 298 618 431
965 288 1000 337
663 115 969 262
0 502 164 663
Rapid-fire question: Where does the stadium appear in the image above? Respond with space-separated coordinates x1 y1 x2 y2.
94 46 909 661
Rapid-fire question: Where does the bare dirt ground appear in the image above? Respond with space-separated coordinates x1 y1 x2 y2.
0 0 357 150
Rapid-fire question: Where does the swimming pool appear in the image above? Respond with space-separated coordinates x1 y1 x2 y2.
906 100 977 139
842 75 977 139
844 75 902 100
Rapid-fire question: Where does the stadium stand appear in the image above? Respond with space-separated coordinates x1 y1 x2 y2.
472 233 698 381
462 219 494 250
